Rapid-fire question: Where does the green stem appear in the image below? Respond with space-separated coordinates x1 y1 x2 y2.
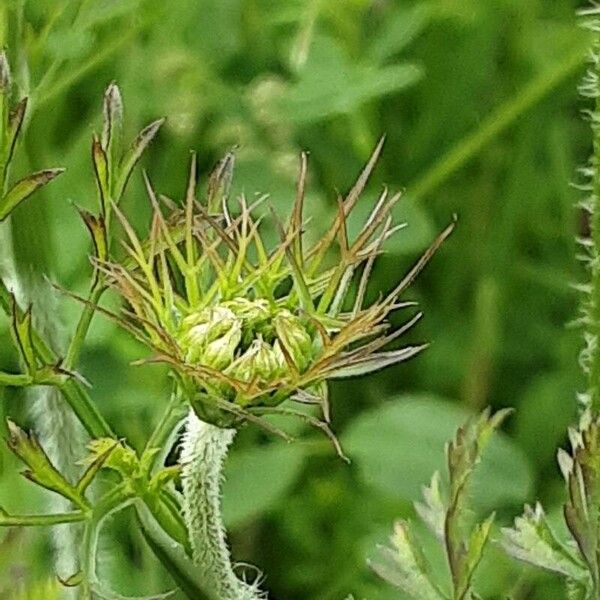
61 380 114 439
0 371 31 386
409 41 589 200
64 281 105 370
81 484 133 599
180 411 263 600
143 388 186 461
589 54 600 414
0 510 87 526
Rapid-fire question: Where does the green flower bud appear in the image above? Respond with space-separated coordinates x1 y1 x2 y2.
274 310 313 372
227 338 286 383
180 306 242 368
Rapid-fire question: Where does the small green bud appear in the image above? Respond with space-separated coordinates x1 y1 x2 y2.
180 306 242 367
274 310 313 372
227 338 285 383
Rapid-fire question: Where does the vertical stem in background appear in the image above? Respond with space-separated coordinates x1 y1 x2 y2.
0 10 83 593
583 22 600 415
180 410 264 600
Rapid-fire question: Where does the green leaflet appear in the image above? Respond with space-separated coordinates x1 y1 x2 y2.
369 521 446 600
503 413 600 597
502 503 587 581
371 408 511 600
6 419 88 510
0 169 64 221
113 117 165 201
444 409 513 600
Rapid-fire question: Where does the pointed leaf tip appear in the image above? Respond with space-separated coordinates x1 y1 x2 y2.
0 168 65 221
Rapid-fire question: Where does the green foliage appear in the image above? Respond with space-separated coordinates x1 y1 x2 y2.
370 408 510 600
343 395 533 511
0 0 590 598
502 413 600 599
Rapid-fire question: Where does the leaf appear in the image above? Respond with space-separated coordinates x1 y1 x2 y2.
93 134 111 211
78 208 109 263
562 413 600 587
102 82 124 176
77 439 118 494
502 503 587 581
6 97 28 168
369 521 445 600
327 345 427 379
6 420 86 509
415 471 446 541
77 0 141 29
368 3 432 63
86 438 139 479
281 35 423 123
207 151 235 215
0 169 64 221
342 395 534 511
114 118 165 200
444 408 511 600
10 302 36 373
222 442 308 528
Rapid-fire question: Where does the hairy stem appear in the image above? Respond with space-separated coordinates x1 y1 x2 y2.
180 410 264 600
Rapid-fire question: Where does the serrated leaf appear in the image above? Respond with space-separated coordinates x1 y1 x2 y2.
445 408 512 600
369 521 445 600
222 442 308 528
343 396 533 510
502 503 587 581
281 35 423 123
6 420 86 509
415 471 446 541
86 438 139 478
0 168 64 221
77 439 118 494
561 413 600 587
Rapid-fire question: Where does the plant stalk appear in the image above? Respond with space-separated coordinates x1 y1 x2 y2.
180 409 264 600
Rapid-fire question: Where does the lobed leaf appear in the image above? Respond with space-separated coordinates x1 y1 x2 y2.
369 521 446 600
6 420 87 509
502 503 587 581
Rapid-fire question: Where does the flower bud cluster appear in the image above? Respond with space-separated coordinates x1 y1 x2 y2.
178 300 315 397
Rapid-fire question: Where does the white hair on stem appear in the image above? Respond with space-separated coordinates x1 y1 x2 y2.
180 409 265 600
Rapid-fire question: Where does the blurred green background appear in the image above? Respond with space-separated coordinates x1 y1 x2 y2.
0 0 593 598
